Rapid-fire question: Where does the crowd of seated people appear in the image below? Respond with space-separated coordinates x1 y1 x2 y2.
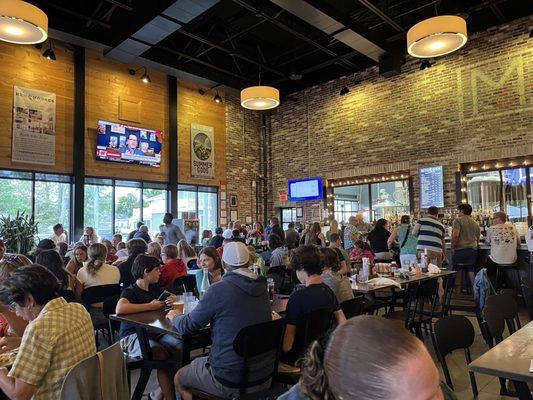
0 204 525 399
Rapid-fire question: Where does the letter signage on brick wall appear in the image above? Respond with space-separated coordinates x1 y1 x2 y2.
191 123 215 179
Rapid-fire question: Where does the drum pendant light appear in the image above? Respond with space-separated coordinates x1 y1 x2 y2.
0 0 48 44
240 86 280 110
407 15 467 58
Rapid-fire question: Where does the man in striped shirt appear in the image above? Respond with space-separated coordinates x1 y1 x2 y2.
412 206 447 267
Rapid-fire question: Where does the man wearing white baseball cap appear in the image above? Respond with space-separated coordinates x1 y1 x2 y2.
168 241 272 399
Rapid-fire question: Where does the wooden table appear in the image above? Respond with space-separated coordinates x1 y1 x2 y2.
351 270 456 293
469 321 533 399
111 297 288 399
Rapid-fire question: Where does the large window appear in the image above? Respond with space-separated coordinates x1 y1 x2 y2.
370 180 410 220
84 182 113 240
333 184 370 223
84 178 168 241
178 184 218 234
333 179 411 223
34 175 71 238
0 170 72 241
466 167 530 224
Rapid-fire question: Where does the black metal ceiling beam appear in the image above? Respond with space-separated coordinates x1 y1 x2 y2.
305 0 396 54
368 1 437 30
357 0 404 32
46 3 112 29
131 37 256 83
231 0 357 69
160 15 286 77
104 0 132 11
484 0 506 23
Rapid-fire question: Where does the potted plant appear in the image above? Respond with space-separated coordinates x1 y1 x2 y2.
0 211 38 255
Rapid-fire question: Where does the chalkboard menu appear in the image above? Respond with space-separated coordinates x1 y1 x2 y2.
419 166 444 208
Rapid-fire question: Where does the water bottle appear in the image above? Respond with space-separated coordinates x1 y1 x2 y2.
420 249 427 273
361 257 370 282
199 267 210 299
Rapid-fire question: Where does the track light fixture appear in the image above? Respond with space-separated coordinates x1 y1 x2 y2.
419 59 434 70
42 40 55 60
129 67 151 84
339 85 349 96
213 91 223 103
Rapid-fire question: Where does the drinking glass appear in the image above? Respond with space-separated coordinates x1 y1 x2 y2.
267 278 275 302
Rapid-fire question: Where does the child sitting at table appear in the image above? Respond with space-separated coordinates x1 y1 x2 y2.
349 240 375 263
159 244 187 290
116 254 179 400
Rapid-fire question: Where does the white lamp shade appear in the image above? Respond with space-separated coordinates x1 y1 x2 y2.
0 0 48 44
240 86 280 110
407 15 467 58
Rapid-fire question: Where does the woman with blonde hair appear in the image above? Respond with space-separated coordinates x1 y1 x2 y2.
177 239 197 268
326 219 340 244
76 243 120 295
147 241 163 264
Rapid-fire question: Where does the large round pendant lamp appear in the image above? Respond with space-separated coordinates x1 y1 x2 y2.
407 15 467 58
0 0 48 45
240 86 280 110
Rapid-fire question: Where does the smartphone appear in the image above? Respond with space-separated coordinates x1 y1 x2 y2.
157 291 172 302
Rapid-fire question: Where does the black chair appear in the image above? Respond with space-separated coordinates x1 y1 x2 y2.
521 278 533 320
276 308 334 385
189 319 285 400
171 275 198 296
81 284 122 343
340 296 365 319
484 293 521 339
101 294 144 385
434 315 478 397
81 284 122 306
102 294 121 344
483 297 517 396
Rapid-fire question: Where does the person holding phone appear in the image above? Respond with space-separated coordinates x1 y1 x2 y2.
116 254 179 400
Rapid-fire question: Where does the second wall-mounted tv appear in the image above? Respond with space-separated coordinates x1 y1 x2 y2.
96 120 163 167
288 177 323 202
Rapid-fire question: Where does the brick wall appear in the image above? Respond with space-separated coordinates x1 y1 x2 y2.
268 15 533 222
225 94 265 226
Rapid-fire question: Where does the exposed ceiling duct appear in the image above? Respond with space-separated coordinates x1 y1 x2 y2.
270 0 386 62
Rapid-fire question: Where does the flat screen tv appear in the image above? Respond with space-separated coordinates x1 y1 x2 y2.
96 120 163 167
288 177 323 202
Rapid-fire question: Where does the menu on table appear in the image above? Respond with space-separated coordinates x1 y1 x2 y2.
419 166 444 208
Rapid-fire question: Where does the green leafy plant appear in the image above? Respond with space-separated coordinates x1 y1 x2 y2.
0 211 38 255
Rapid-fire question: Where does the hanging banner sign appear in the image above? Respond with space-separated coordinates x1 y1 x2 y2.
191 123 215 179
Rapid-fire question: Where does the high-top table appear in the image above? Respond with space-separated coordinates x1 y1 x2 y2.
469 320 533 399
351 270 456 293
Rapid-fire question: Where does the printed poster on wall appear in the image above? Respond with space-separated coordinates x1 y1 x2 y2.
191 123 215 179
12 86 56 165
